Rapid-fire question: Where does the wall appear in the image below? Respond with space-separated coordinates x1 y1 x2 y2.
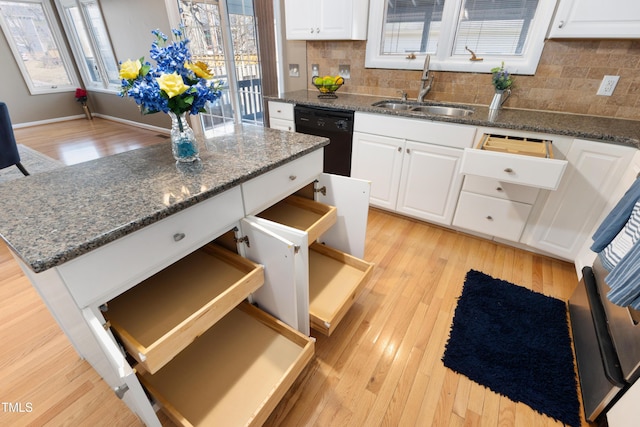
0 0 172 128
306 39 640 121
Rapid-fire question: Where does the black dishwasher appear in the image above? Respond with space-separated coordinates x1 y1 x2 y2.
294 105 354 177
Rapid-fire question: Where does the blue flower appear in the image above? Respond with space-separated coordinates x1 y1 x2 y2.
119 28 222 116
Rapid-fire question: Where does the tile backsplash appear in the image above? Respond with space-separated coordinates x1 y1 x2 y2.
307 39 640 120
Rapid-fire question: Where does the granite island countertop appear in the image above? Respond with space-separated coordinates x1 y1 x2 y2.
0 124 328 273
266 90 640 149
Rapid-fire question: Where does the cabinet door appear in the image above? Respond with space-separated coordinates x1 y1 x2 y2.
315 173 371 259
317 0 353 39
351 131 404 210
523 139 635 261
82 307 160 427
396 141 464 226
284 0 317 39
240 217 310 335
549 0 640 38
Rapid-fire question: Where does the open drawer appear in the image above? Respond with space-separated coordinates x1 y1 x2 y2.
255 194 337 244
309 242 373 336
460 133 568 190
104 244 264 374
138 302 314 427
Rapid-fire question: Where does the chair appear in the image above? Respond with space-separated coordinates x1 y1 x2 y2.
0 101 29 176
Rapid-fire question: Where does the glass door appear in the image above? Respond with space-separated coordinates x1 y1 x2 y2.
178 0 263 136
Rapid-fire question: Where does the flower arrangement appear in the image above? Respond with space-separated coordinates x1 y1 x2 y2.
490 62 513 91
75 88 87 105
118 28 221 116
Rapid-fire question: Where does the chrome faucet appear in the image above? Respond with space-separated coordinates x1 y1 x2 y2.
417 55 435 103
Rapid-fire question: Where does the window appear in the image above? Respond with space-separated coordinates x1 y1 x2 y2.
0 0 78 94
178 0 264 135
56 0 120 91
366 0 558 75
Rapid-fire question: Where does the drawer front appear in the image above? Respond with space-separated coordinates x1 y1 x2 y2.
268 101 294 121
462 175 539 204
460 148 567 190
270 118 294 132
60 187 245 307
242 149 323 215
354 112 476 149
453 191 532 241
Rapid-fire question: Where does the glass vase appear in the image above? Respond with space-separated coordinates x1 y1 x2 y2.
168 111 199 163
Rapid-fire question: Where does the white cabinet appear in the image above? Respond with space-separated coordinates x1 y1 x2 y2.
549 0 640 38
351 112 476 226
284 0 369 40
522 138 636 261
268 101 294 132
239 173 373 336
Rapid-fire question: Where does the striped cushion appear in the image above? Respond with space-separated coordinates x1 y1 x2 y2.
601 199 640 271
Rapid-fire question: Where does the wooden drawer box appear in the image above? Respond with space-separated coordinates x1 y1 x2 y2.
256 195 337 244
460 135 568 190
309 242 373 336
453 191 533 241
139 302 314 427
105 244 264 374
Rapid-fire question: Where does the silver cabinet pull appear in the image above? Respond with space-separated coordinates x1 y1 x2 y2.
558 20 565 28
289 175 297 181
114 384 129 399
504 168 514 173
173 233 185 242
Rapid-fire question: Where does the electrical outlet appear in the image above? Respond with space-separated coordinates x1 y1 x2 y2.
597 75 620 96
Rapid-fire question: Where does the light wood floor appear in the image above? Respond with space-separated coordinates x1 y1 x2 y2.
1 118 591 426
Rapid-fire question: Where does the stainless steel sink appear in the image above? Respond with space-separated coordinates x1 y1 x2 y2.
372 101 413 111
410 105 474 117
372 100 474 117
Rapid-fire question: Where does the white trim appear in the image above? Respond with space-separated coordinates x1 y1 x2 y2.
365 0 558 75
0 0 80 94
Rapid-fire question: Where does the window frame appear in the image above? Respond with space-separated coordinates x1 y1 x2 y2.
55 0 120 93
0 0 80 95
365 0 558 75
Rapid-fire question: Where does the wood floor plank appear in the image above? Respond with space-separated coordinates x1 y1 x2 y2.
1 119 593 426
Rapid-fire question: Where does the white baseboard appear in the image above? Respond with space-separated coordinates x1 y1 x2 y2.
12 113 170 135
93 113 170 135
12 115 86 129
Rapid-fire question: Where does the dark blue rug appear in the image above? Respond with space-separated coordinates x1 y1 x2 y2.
442 270 581 427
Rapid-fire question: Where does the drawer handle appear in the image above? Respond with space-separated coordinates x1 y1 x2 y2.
496 187 503 192
276 109 282 113
173 232 186 242
486 215 493 221
504 168 514 173
289 175 297 181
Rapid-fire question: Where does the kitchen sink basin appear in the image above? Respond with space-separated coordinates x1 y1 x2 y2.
372 102 413 111
372 100 474 117
410 105 474 117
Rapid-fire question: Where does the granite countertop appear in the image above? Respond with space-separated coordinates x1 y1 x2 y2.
0 125 328 273
266 90 640 149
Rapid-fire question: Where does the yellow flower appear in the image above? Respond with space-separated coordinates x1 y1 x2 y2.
119 59 142 80
156 73 188 98
185 61 213 79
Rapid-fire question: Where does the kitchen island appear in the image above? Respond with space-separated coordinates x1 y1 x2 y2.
0 124 330 426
